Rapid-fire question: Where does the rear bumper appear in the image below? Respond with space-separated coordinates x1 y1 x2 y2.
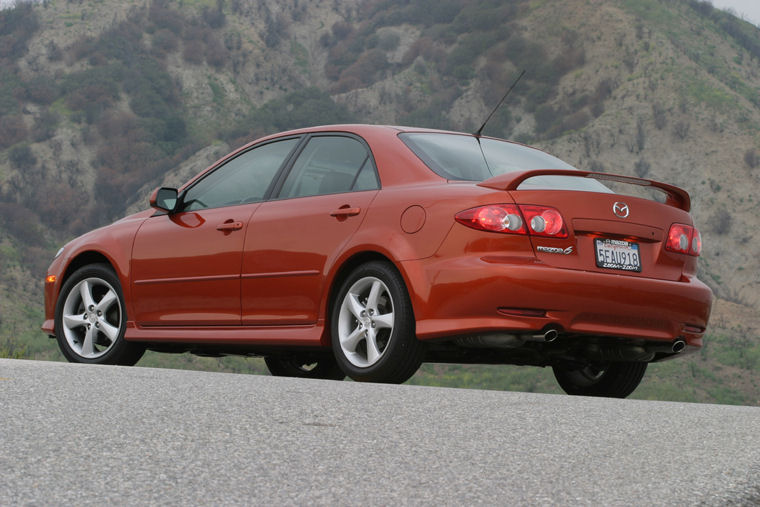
402 255 712 347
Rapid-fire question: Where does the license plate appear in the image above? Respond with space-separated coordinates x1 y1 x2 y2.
594 239 641 272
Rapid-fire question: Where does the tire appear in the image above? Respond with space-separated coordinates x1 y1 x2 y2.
331 261 424 383
54 263 144 366
265 354 346 380
552 362 647 398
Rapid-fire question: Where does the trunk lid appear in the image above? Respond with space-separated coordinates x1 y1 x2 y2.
479 170 698 281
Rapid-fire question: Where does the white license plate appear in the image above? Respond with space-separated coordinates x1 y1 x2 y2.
594 239 641 272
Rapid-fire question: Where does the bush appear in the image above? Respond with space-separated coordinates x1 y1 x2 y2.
744 149 758 169
652 103 667 130
182 39 205 64
23 76 59 105
0 115 27 149
32 111 60 143
378 31 400 52
673 120 690 140
8 145 36 170
0 3 40 62
634 158 651 178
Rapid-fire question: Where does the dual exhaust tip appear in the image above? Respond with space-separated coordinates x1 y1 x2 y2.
532 329 686 353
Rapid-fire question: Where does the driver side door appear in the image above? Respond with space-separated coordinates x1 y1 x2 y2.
130 137 301 326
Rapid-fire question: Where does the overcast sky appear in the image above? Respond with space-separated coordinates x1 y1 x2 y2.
709 0 760 26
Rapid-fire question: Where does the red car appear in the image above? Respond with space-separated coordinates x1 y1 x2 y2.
43 125 712 397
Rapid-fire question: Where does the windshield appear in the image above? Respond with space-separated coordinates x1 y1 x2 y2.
400 132 612 193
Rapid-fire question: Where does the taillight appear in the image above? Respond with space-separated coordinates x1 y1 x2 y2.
518 205 568 238
455 204 567 238
455 204 526 234
666 223 701 256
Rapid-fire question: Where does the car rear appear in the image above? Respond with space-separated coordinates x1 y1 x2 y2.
397 131 712 363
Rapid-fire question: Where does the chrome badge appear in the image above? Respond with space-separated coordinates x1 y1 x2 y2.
537 245 574 255
613 202 630 218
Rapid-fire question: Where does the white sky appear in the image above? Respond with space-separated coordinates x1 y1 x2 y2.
709 0 760 27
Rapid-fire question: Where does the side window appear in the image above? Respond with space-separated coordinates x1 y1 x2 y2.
278 136 379 199
182 138 299 211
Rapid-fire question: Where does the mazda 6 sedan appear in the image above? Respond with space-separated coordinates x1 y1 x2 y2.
43 124 712 397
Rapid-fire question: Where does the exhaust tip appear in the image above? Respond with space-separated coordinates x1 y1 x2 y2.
672 340 686 353
544 328 559 342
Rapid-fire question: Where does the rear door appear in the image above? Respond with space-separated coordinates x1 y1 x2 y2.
241 134 380 325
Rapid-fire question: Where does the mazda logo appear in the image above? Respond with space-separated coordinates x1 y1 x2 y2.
613 202 629 218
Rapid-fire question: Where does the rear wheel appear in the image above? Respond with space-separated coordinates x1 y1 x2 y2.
264 354 345 380
552 362 647 398
55 263 144 366
331 261 424 383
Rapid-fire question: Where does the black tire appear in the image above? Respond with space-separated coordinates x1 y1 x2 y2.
54 263 144 366
552 362 647 398
264 354 346 380
330 261 424 383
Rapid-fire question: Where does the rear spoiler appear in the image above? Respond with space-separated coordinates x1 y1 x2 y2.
478 169 691 212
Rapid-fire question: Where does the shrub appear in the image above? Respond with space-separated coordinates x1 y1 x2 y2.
8 145 36 170
634 158 651 178
652 103 667 130
204 36 229 69
708 208 731 235
0 115 27 149
0 3 40 62
23 76 59 105
673 120 690 140
32 111 60 142
182 39 205 64
378 31 400 52
744 149 758 169
152 29 178 55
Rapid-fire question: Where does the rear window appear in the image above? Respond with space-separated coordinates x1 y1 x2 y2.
400 132 611 193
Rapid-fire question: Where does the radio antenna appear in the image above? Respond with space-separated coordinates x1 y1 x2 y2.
474 69 526 138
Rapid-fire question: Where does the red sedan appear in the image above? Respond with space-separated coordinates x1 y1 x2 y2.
43 125 712 397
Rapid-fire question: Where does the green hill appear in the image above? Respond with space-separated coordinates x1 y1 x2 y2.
1 0 758 404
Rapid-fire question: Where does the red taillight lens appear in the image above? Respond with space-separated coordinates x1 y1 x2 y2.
455 204 526 234
666 223 701 256
690 228 702 256
455 204 567 238
519 205 568 238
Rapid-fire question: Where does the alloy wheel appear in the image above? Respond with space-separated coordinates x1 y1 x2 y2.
337 276 395 368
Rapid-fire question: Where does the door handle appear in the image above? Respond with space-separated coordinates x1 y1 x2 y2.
216 221 243 232
330 207 361 217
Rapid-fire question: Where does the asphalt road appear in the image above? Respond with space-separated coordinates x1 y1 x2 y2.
1 358 758 505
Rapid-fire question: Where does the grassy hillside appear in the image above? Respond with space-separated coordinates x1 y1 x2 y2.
0 0 758 404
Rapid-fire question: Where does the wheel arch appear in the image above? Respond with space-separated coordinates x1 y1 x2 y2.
56 249 133 325
60 250 118 288
322 250 416 346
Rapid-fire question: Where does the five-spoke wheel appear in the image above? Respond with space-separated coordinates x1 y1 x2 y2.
331 261 424 383
55 264 144 365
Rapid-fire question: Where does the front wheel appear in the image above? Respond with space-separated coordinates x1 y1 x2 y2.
331 261 424 384
54 263 144 366
552 362 647 398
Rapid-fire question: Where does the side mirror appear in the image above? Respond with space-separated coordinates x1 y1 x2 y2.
149 187 179 213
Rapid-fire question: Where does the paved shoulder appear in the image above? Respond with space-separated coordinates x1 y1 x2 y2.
1 359 758 505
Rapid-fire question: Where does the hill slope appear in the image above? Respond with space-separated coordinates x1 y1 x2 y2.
0 0 758 404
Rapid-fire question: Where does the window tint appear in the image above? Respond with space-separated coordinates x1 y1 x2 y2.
278 136 378 199
182 138 298 211
400 133 611 193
